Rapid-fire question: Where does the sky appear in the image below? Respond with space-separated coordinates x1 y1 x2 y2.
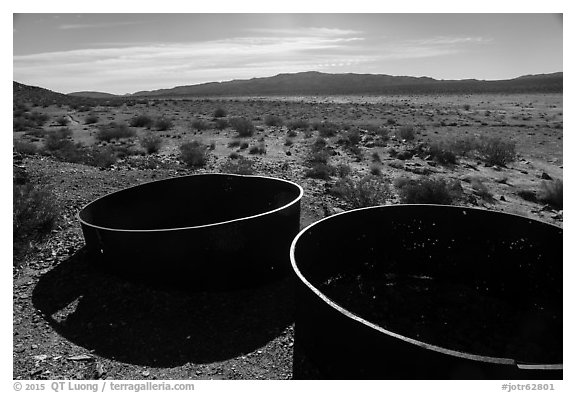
13 13 563 95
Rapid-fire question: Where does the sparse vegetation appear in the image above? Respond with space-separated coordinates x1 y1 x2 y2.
55 116 70 126
287 119 309 130
191 118 210 131
313 121 338 137
180 140 209 167
395 176 462 205
14 140 38 155
96 122 136 142
249 142 267 155
397 125 416 141
213 107 227 118
230 117 255 137
130 114 154 128
13 180 59 262
220 156 255 175
539 179 562 210
264 115 284 127
154 117 174 131
478 136 516 166
214 118 229 130
331 175 391 208
427 141 458 165
140 132 163 154
85 113 99 124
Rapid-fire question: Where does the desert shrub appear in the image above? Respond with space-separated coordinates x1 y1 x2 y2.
96 122 136 142
371 152 381 163
447 136 481 156
306 149 330 166
220 156 255 175
248 142 266 155
213 107 227 118
394 176 462 205
240 142 249 150
209 141 216 150
478 136 516 166
55 116 70 126
14 140 38 155
387 118 397 125
331 175 391 208
470 178 494 202
140 132 163 154
13 111 50 131
13 182 59 261
191 118 210 131
370 164 382 176
155 117 173 131
86 146 118 168
214 118 229 130
427 141 458 165
130 114 154 128
339 129 362 147
44 128 73 151
284 138 294 147
85 113 99 124
264 115 284 127
463 104 471 111
287 119 309 130
336 163 352 178
180 140 208 167
396 125 415 141
314 121 338 137
228 139 242 148
230 117 255 137
305 163 336 180
538 179 562 210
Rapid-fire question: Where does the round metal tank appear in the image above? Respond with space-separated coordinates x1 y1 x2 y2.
79 174 303 288
290 205 562 379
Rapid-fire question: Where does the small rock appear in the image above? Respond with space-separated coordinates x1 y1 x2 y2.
142 370 150 377
67 354 93 361
541 172 553 180
500 196 506 201
33 355 48 361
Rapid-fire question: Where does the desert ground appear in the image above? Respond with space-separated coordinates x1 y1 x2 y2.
13 93 563 379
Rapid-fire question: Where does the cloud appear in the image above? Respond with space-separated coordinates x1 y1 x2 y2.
58 21 144 30
13 33 369 93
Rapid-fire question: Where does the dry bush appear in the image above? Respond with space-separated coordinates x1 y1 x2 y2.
96 123 136 142
213 107 227 118
539 179 562 210
130 114 154 128
14 140 38 155
154 117 174 131
180 140 209 167
220 156 255 175
331 175 391 208
230 117 255 137
13 180 59 263
396 125 416 141
191 118 210 131
85 113 99 124
140 132 163 154
395 176 462 205
478 136 516 166
287 119 309 130
264 115 284 127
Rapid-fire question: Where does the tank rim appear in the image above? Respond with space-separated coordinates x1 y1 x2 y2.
77 173 304 233
289 204 562 370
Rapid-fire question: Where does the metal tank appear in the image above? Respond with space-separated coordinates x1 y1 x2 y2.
290 205 562 379
79 173 303 289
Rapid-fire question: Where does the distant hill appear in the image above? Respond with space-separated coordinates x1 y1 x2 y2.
68 91 118 99
13 81 76 106
132 71 563 97
13 82 124 107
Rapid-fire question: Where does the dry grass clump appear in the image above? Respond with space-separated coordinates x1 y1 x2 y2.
230 117 255 137
140 132 163 154
538 179 562 210
394 176 462 205
96 122 136 142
